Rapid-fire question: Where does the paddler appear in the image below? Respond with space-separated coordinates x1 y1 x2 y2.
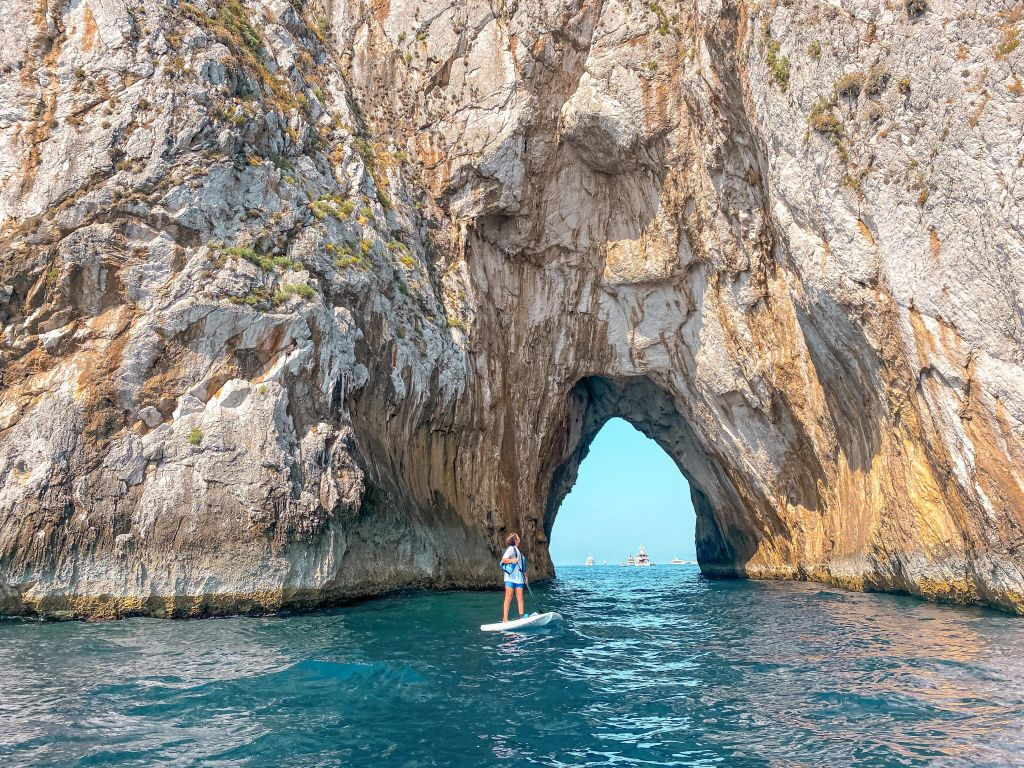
500 532 528 622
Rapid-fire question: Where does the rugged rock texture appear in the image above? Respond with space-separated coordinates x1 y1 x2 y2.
1 0 1022 618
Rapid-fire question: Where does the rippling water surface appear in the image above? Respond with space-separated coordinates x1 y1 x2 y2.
2 566 1023 767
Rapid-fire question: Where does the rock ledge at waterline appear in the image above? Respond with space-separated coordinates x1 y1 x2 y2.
1 0 1022 618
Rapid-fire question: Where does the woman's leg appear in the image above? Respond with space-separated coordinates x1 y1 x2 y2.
516 586 525 617
503 585 513 621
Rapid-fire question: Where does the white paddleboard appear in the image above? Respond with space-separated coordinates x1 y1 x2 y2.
480 612 562 632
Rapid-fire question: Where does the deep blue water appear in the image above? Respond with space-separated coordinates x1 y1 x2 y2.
2 566 1023 767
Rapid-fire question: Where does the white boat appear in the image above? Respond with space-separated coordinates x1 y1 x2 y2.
669 557 686 565
620 547 655 567
584 554 595 566
635 544 653 567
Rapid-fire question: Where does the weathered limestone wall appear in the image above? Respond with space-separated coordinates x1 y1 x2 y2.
1 0 1022 617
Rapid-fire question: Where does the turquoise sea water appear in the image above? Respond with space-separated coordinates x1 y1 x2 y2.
2 566 1023 767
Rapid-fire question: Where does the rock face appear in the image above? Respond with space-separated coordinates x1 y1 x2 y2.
1 0 1022 618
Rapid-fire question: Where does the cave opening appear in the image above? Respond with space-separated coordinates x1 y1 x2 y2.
539 375 751 578
548 416 696 567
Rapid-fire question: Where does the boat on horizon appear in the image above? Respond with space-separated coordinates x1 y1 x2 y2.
635 544 653 567
620 545 654 567
585 554 595 566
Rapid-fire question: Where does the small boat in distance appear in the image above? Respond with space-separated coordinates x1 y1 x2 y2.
635 545 653 567
669 557 686 565
585 554 595 566
620 546 655 567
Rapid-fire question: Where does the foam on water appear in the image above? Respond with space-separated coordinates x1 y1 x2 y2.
2 566 1022 767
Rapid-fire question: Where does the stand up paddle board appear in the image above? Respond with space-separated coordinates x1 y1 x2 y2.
480 612 562 632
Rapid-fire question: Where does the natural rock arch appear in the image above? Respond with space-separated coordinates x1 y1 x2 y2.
540 376 760 580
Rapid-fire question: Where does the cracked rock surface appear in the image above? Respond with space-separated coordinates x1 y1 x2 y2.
1 0 1022 617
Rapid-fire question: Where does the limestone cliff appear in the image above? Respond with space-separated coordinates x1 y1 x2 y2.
1 0 1022 618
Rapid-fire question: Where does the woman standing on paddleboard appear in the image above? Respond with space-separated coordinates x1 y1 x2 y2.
500 533 527 622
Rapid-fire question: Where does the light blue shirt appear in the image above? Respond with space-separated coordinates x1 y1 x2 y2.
502 546 524 585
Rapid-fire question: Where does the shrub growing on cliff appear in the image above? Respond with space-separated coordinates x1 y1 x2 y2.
764 36 791 90
217 1 263 54
808 96 844 146
188 428 204 446
310 195 353 221
994 24 1020 60
272 283 316 306
648 1 670 35
225 245 273 271
335 245 369 271
352 137 376 172
388 240 413 265
864 64 890 96
809 110 844 142
835 72 865 98
807 40 822 60
220 245 298 272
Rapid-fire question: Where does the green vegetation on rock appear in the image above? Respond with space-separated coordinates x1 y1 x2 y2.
808 95 844 147
764 35 790 90
835 72 865 98
864 64 890 96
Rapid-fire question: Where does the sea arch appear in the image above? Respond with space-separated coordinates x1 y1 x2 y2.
546 411 699 568
536 375 786 583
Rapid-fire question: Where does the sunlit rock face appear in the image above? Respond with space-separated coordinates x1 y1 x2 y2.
1 0 1022 618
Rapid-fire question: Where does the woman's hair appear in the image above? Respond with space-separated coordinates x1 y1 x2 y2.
506 533 519 546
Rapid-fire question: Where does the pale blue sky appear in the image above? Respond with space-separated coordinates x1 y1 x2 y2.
549 417 696 566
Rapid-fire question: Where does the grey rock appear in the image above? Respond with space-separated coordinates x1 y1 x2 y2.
137 407 163 428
